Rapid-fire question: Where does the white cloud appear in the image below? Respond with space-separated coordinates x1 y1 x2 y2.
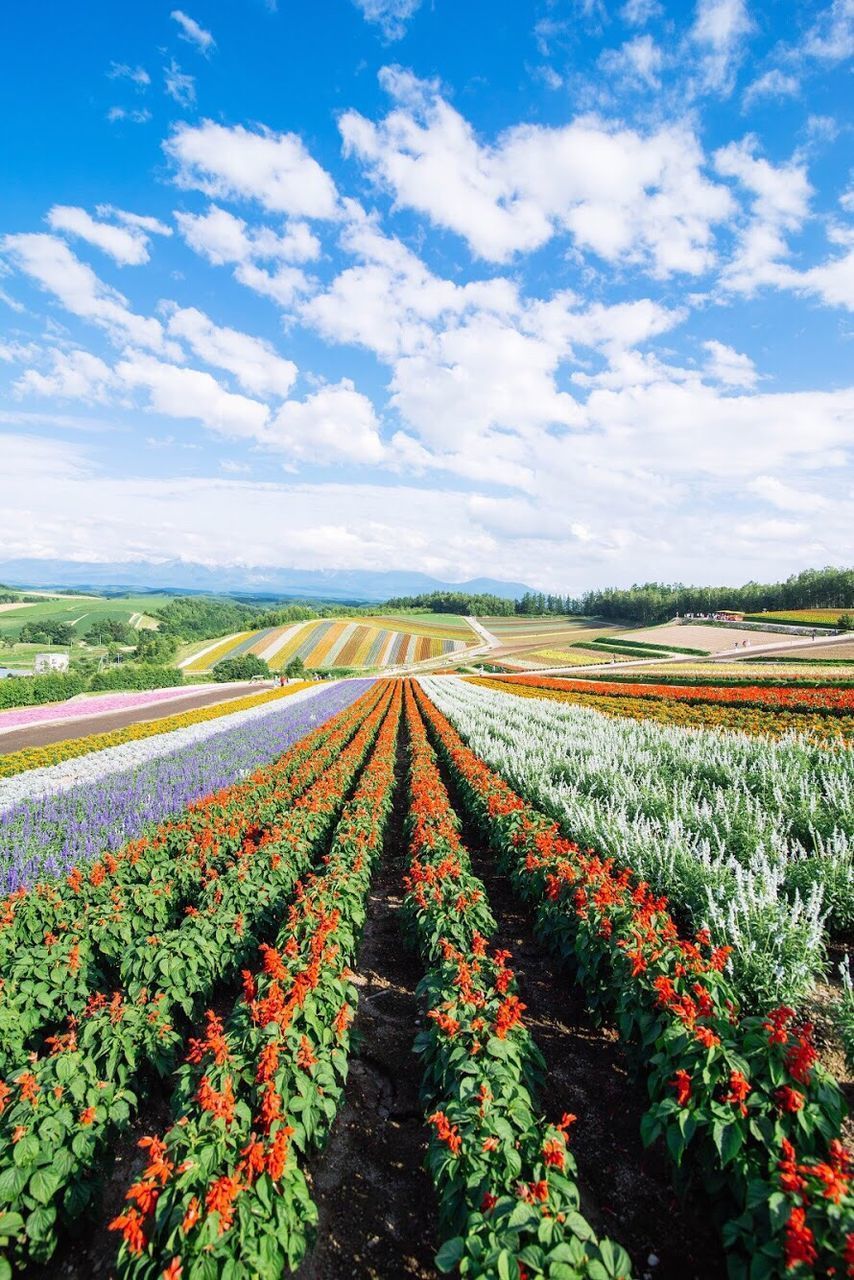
175 205 319 265
340 68 732 271
1 234 173 354
116 353 271 440
598 35 663 89
269 380 384 463
702 338 757 387
747 475 827 512
97 207 172 237
107 107 152 124
621 0 662 22
691 0 754 93
46 206 157 266
107 62 150 88
792 248 854 309
15 349 116 403
715 138 812 294
352 0 422 40
166 120 338 218
803 0 854 63
164 58 196 106
171 10 216 55
164 305 298 397
742 68 800 108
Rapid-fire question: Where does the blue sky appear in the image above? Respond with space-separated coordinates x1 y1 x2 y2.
0 0 852 592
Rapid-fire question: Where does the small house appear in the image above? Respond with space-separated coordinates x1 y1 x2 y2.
34 653 69 674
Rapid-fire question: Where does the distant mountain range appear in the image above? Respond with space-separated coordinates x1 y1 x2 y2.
0 559 531 603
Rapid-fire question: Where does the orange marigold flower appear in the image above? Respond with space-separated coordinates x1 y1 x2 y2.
79 1106 97 1126
204 1174 242 1234
670 1070 692 1107
17 1072 39 1103
296 1036 317 1072
428 1110 461 1156
162 1260 182 1280
775 1086 805 1113
11 1125 26 1143
783 1206 816 1270
265 1125 294 1181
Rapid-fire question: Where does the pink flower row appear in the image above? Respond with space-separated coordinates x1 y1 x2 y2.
0 684 218 732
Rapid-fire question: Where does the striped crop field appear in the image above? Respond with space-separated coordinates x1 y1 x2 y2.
180 618 470 671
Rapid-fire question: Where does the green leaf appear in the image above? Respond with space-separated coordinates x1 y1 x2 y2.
435 1237 465 1273
28 1169 60 1206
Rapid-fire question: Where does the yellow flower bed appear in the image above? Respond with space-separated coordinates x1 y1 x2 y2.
0 682 313 779
469 678 853 744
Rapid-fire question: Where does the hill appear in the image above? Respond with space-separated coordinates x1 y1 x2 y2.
0 560 530 603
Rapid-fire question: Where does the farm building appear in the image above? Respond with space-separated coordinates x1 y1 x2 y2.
34 652 69 673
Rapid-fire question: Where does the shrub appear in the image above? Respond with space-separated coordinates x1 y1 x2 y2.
212 654 270 682
88 664 184 691
0 671 88 710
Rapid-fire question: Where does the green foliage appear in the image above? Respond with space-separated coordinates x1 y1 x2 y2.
134 630 179 663
17 621 73 645
285 655 306 678
155 595 259 641
591 637 709 657
88 664 184 691
212 654 270 682
0 672 88 710
838 613 854 631
84 619 136 646
385 591 516 615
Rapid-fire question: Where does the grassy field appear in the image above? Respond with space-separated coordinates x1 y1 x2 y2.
0 594 174 639
743 608 849 627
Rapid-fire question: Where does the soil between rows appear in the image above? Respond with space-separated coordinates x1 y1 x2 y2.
297 730 438 1280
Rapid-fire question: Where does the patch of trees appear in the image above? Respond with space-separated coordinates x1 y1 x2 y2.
84 619 137 646
18 621 73 645
383 591 517 616
155 596 259 641
212 654 270 682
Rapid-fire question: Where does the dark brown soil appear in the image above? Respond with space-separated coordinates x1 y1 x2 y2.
455 816 728 1280
299 733 438 1280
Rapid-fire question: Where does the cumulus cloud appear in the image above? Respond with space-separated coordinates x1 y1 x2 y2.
702 338 757 387
598 35 663 89
171 10 215 55
742 68 800 109
46 205 168 266
351 0 423 40
14 349 116 403
340 68 731 271
269 380 385 463
116 353 271 440
690 0 754 93
1 234 173 354
164 305 298 397
166 120 338 218
176 205 319 264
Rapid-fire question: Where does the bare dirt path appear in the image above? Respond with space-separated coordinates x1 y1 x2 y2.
299 732 438 1280
0 682 279 754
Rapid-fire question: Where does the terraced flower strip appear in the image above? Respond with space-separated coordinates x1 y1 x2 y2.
0 685 215 734
0 683 393 1268
470 677 854 745
0 683 386 1075
479 674 854 716
402 683 633 1279
0 681 313 780
109 684 402 1278
414 681 853 1278
0 679 372 892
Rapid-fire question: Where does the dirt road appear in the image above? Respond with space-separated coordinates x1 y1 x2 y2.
0 682 281 755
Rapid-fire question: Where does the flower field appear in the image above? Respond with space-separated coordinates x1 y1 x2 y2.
0 674 850 1278
180 618 470 673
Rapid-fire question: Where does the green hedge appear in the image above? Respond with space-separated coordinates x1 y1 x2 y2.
88 664 184 691
0 671 88 710
592 637 709 657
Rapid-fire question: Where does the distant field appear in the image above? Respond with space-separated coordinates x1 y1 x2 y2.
478 615 590 634
521 647 636 666
0 594 174 638
363 613 474 640
180 616 470 672
626 622 803 653
743 608 848 627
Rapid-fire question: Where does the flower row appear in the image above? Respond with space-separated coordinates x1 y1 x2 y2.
402 682 633 1279
110 684 403 1278
484 674 854 717
474 677 853 744
0 683 392 1268
0 683 387 1076
413 681 853 1278
0 678 373 893
0 681 312 780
